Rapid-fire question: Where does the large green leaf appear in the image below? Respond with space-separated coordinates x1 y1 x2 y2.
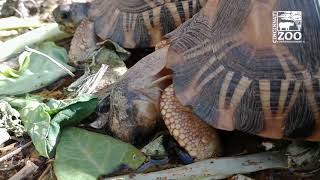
54 127 146 180
3 94 98 157
0 41 75 95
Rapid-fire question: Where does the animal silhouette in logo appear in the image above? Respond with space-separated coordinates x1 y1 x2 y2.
279 22 295 30
277 11 302 31
272 11 303 43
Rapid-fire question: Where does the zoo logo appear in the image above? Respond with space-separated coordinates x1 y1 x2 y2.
272 11 303 43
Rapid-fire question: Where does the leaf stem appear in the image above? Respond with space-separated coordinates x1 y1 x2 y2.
25 46 75 77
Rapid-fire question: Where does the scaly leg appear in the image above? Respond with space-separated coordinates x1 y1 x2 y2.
160 84 222 160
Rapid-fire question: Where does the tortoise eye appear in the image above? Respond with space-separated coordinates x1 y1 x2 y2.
60 11 71 20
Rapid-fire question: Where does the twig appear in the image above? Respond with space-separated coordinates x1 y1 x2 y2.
105 152 288 180
9 160 38 180
25 46 75 77
0 142 17 153
77 64 109 95
37 163 52 180
0 159 25 171
0 141 32 163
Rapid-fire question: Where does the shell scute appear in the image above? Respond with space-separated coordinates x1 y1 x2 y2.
167 0 320 140
89 0 206 48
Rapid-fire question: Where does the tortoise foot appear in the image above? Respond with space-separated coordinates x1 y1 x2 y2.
160 85 222 160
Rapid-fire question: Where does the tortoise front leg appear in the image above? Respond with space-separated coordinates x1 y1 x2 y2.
160 85 222 161
69 19 99 65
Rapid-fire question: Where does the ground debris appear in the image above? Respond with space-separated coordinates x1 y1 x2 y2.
8 160 38 180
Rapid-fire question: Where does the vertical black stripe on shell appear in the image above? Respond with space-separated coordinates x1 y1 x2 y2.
211 0 251 35
173 56 207 97
223 44 286 80
198 63 226 89
283 81 296 113
173 60 226 126
286 60 304 79
223 44 254 77
109 15 125 46
284 84 315 139
193 71 227 126
188 0 193 18
313 79 320 110
160 6 177 35
175 1 186 22
130 13 136 30
270 80 281 115
169 12 212 53
225 72 241 107
134 14 151 48
148 9 154 27
235 80 264 134
253 54 286 79
125 13 130 30
195 0 202 13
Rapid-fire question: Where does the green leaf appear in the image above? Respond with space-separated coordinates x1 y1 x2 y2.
0 51 31 78
46 93 94 112
0 41 75 95
3 94 98 158
54 127 146 180
46 98 98 157
21 101 52 157
95 41 131 65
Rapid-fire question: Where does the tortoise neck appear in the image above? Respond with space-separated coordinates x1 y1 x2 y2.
241 0 278 48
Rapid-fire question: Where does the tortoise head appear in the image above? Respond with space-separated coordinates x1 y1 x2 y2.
97 47 170 145
53 2 91 33
99 80 161 145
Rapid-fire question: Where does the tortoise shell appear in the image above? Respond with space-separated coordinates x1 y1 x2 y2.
166 0 320 140
86 0 207 48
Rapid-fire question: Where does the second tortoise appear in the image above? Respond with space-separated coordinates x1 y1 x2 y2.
53 0 207 64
